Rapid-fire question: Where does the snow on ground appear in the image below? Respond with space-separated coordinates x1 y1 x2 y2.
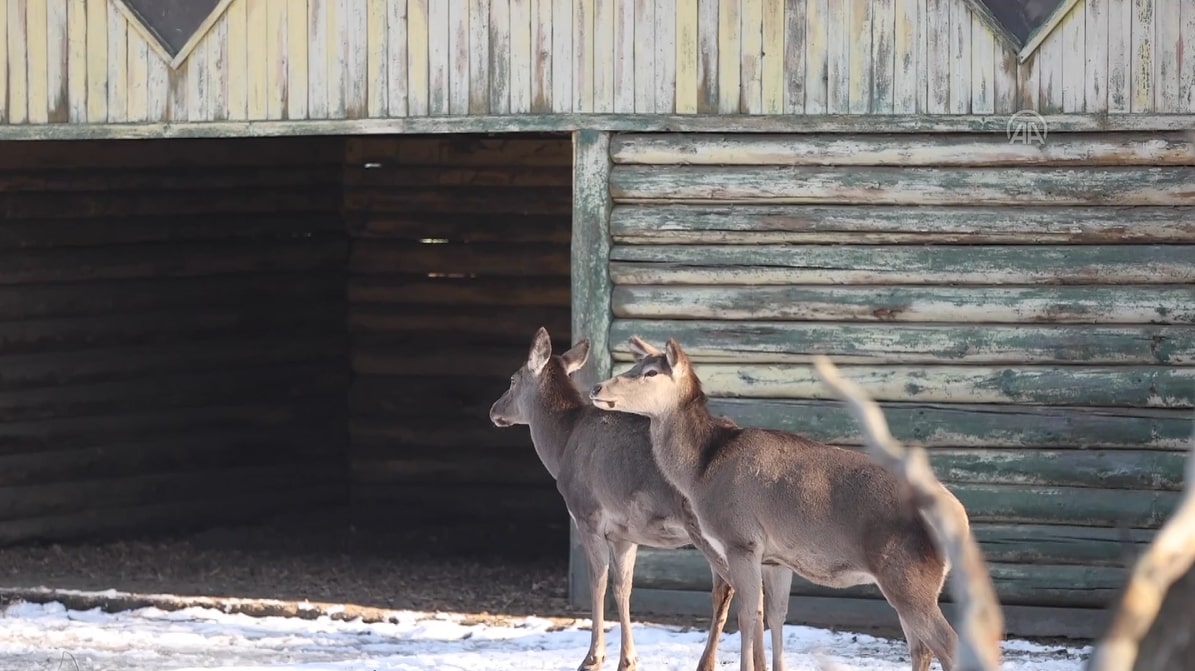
0 599 1090 671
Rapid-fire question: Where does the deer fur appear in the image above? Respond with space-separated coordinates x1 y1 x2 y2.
490 327 792 671
589 336 970 671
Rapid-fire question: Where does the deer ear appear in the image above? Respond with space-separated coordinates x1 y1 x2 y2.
664 338 689 374
627 335 663 360
561 339 591 375
527 327 552 374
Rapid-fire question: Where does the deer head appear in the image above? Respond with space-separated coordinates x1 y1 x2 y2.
588 336 692 418
489 327 590 427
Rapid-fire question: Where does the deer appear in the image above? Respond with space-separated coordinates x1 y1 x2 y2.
588 336 972 671
489 327 794 671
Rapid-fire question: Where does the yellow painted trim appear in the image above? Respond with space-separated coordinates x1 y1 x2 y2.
109 0 237 69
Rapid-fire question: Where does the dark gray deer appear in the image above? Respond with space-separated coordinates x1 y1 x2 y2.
489 328 793 671
589 336 970 671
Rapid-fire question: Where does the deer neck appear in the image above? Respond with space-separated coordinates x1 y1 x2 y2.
525 371 585 480
648 382 716 497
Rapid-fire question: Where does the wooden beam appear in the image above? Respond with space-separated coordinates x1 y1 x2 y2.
0 114 1192 141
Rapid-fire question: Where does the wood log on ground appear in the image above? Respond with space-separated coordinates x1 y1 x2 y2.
813 355 1004 671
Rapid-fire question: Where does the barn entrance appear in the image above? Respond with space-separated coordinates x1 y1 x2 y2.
0 132 577 619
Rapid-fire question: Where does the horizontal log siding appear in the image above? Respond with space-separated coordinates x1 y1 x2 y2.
344 135 573 530
0 137 351 545
4 0 1195 126
605 130 1195 617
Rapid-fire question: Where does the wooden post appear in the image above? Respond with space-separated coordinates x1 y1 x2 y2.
568 128 613 611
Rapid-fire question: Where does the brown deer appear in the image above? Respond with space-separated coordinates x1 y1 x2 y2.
489 327 793 671
588 336 971 671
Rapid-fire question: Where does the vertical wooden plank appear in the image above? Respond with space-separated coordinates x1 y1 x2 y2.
552 0 572 112
571 129 612 394
309 0 329 117
783 0 806 113
948 0 970 113
365 0 389 116
125 29 149 122
1061 2 1085 112
7 0 28 123
592 0 614 113
1084 0 1108 112
1130 0 1153 112
247 0 269 119
870 0 894 114
654 0 676 113
266 0 289 119
325 0 345 117
67 0 87 122
924 0 948 113
612 0 634 113
226 0 248 120
166 44 187 120
469 0 489 113
847 0 872 114
1038 24 1063 113
84 0 106 122
106 1 126 122
761 0 784 113
825 0 848 113
510 0 533 114
147 37 169 121
632 0 654 112
741 0 764 113
696 0 718 112
207 14 228 120
346 0 368 117
289 0 309 119
0 0 6 123
428 0 449 114
915 0 927 111
449 0 469 114
408 0 429 115
534 0 556 111
969 14 994 114
676 0 698 112
892 0 917 113
717 0 740 114
46 0 68 122
574 0 592 111
489 0 511 113
1018 52 1040 112
388 0 408 116
804 0 828 113
25 0 48 123
1154 0 1180 112
993 42 1018 114
185 25 207 121
1183 0 1195 111
1106 0 1130 112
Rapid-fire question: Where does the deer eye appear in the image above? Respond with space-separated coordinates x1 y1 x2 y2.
644 369 658 377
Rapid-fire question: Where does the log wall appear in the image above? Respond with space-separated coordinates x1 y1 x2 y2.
0 136 351 544
344 134 574 531
605 129 1195 636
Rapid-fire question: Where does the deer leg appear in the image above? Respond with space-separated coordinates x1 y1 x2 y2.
878 575 958 671
578 531 611 671
726 550 765 671
695 567 733 671
609 539 639 671
897 616 933 671
762 564 793 671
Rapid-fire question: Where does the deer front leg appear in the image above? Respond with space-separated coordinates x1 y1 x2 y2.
578 530 611 671
609 540 640 671
762 565 793 671
726 550 765 671
696 567 733 671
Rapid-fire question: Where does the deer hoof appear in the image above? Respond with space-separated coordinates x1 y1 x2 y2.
617 657 638 671
578 654 604 671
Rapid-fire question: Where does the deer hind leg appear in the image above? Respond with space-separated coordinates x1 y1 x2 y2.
762 564 793 671
609 540 640 671
694 568 733 671
877 570 958 671
577 531 611 671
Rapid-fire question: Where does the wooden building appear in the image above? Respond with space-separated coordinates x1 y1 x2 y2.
0 0 1192 641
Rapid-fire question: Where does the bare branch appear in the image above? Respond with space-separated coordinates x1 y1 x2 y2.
1087 426 1195 671
813 355 1004 671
